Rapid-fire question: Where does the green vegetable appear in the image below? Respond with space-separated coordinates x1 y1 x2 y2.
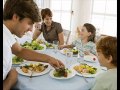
21 41 44 50
71 49 78 54
45 43 54 48
53 68 71 77
12 56 24 64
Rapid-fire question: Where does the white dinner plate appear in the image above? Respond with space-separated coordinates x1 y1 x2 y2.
49 69 76 79
59 48 70 55
84 55 98 63
16 61 51 76
71 63 102 77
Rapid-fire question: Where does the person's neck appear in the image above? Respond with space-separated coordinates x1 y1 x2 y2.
3 20 14 34
81 38 88 44
47 26 51 31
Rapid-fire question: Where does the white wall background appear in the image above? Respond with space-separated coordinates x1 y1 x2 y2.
3 0 93 44
4 0 116 44
69 0 93 43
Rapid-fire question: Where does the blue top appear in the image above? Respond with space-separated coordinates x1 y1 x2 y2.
72 38 97 56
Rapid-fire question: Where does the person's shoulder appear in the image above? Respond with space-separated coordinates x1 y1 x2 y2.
95 69 117 90
53 21 61 25
87 41 96 46
96 69 117 81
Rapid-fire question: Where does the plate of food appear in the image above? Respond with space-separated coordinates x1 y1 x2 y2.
45 43 54 49
59 48 78 56
12 55 25 65
21 40 46 51
16 62 51 76
59 48 70 55
71 63 101 77
49 67 76 79
84 55 98 63
71 48 78 57
35 44 46 52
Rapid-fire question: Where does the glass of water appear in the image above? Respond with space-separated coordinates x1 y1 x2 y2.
65 50 73 68
53 40 59 53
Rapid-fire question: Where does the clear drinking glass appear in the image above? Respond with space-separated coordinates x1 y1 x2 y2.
53 40 59 53
78 48 85 63
65 50 73 68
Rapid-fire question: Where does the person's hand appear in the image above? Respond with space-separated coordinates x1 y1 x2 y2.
48 57 65 69
35 22 41 29
58 45 65 50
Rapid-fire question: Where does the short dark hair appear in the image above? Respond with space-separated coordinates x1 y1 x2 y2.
96 36 117 66
83 23 96 43
3 0 41 22
41 8 52 20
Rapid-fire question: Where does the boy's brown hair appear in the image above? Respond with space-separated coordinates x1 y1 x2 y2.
3 0 41 22
96 36 117 66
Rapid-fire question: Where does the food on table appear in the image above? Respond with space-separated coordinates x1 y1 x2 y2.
21 66 28 73
36 39 45 44
21 40 44 50
63 48 69 54
53 67 71 77
71 49 78 55
74 63 97 74
62 48 78 55
20 63 48 73
45 43 54 48
12 56 24 64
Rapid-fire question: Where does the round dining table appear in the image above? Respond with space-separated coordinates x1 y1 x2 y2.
12 48 104 90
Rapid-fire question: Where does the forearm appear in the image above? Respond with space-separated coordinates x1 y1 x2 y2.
14 48 50 63
3 77 13 90
32 33 38 40
3 70 17 90
64 45 74 48
59 39 64 45
32 29 41 40
58 32 64 45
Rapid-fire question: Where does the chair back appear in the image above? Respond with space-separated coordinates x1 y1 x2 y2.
63 29 71 44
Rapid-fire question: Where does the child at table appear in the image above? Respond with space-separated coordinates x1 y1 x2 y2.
59 23 97 56
91 36 117 90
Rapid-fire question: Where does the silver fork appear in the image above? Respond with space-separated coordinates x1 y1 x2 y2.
30 68 34 78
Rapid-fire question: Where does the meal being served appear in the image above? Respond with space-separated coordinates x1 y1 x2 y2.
20 63 48 73
12 56 24 64
45 43 54 48
61 48 78 55
21 40 44 50
71 48 78 55
73 63 97 74
53 67 72 77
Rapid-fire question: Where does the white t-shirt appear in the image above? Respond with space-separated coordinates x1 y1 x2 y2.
91 68 117 90
3 24 16 80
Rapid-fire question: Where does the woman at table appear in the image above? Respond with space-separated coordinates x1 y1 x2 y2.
91 36 117 90
32 8 64 45
59 23 97 56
